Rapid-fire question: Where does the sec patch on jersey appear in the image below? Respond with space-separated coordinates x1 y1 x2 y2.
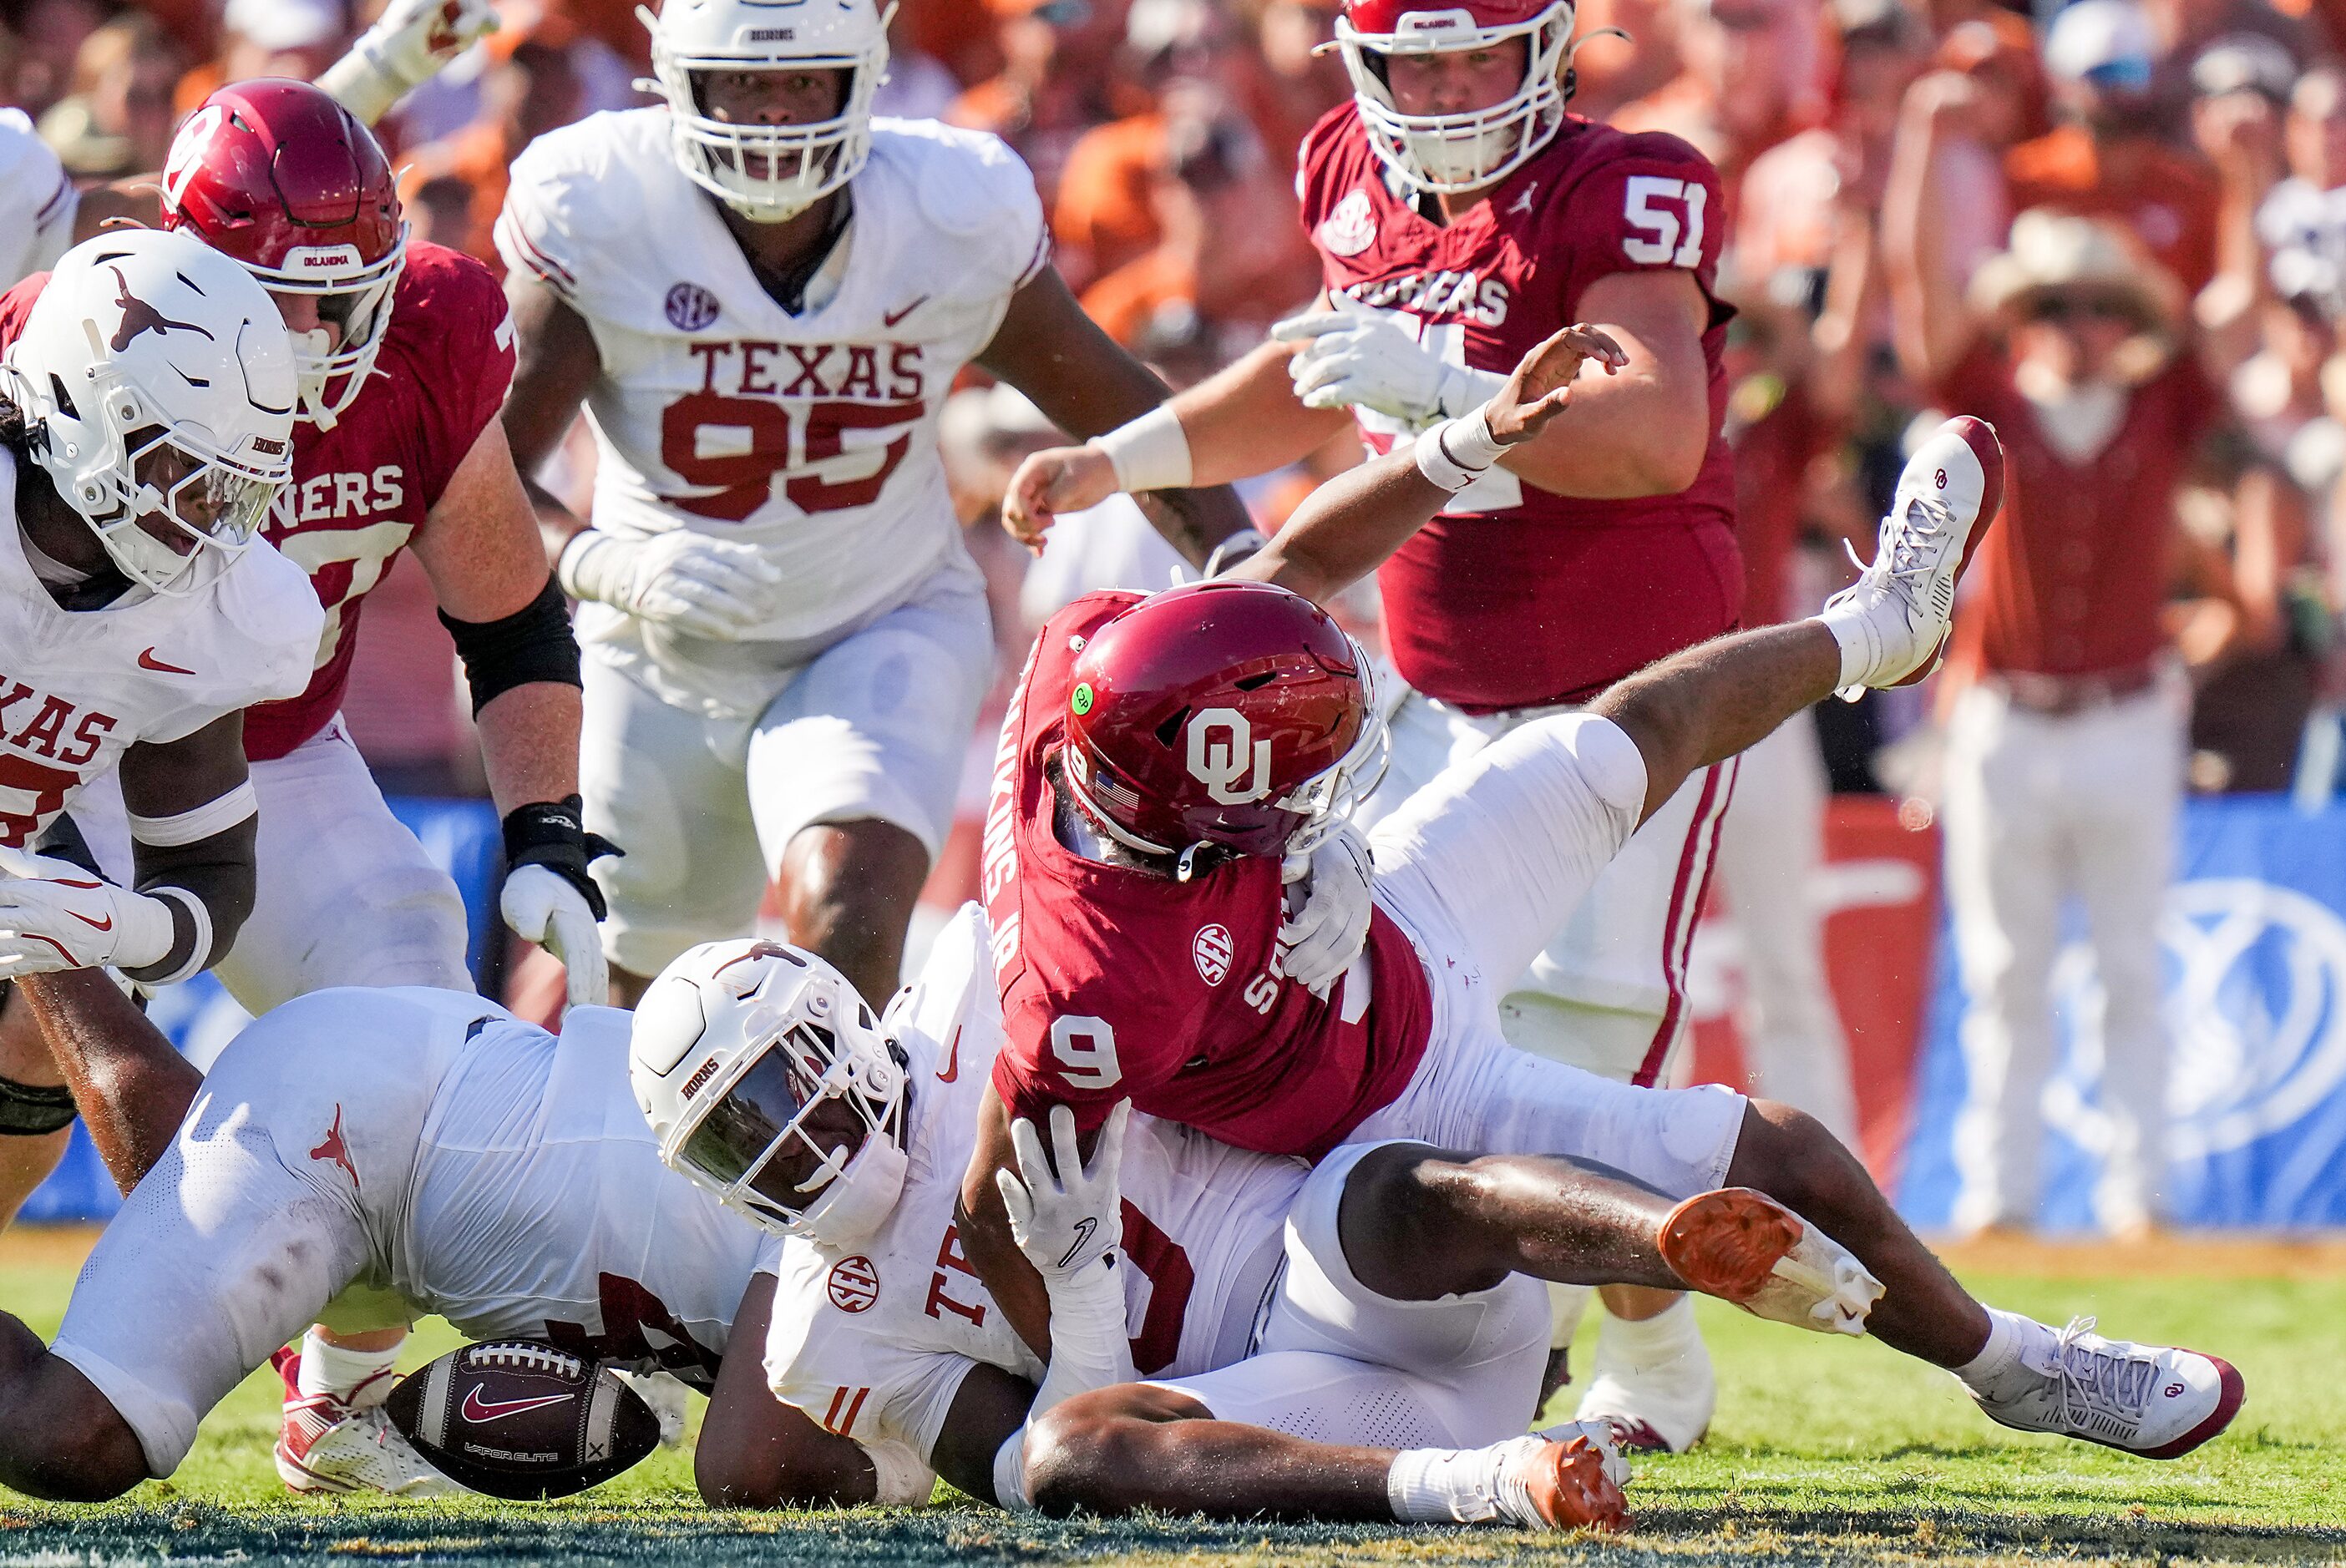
384 1340 661 1499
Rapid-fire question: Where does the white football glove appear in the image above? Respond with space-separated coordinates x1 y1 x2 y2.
1272 310 1504 425
1280 822 1374 998
995 1102 1128 1283
500 863 609 1008
558 529 785 641
0 851 176 979
319 0 500 124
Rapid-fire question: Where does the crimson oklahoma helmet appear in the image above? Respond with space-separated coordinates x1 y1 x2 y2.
1332 0 1576 195
160 78 407 430
1062 581 1389 865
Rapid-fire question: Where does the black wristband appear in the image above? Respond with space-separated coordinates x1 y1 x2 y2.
0 1071 75 1136
502 795 622 921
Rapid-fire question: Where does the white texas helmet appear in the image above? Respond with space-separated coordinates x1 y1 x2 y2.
631 937 910 1247
641 0 893 222
1330 0 1578 195
1 228 295 595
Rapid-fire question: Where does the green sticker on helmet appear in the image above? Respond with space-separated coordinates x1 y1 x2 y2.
1071 683 1094 716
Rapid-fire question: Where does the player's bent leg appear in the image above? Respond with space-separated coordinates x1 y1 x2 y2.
1720 1097 2244 1457
776 820 931 1010
745 564 991 1004
0 988 73 1230
0 1314 148 1501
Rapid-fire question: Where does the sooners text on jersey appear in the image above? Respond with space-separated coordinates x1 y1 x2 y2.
0 242 514 763
1299 105 1745 712
981 594 1431 1157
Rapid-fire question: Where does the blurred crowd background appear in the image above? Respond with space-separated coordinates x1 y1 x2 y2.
11 0 2346 1228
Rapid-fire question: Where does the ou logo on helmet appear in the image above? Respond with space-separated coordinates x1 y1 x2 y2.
1187 707 1272 805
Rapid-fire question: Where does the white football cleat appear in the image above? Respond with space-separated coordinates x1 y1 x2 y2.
1658 1187 1884 1336
273 1348 460 1497
1573 1299 1715 1454
1820 415 2004 699
1965 1317 2244 1459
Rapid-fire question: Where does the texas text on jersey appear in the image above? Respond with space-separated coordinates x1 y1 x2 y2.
496 108 1048 721
0 450 318 847
1297 104 1744 713
0 241 514 764
982 593 1432 1156
763 908 1304 1460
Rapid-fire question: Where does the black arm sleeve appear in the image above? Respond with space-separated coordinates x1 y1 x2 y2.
439 574 582 715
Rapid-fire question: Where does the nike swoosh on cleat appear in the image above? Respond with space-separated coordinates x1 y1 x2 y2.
137 647 195 675
459 1387 574 1424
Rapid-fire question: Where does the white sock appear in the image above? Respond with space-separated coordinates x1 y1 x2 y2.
1597 1296 1701 1372
298 1330 403 1405
1387 1444 1506 1523
1815 604 1877 689
1953 1308 2046 1396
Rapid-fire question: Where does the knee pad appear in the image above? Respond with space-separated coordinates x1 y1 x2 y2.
0 1072 76 1136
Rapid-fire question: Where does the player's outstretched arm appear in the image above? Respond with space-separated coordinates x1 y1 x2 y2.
1231 326 1622 606
501 272 602 563
413 416 611 1007
11 971 197 1195
977 268 1261 567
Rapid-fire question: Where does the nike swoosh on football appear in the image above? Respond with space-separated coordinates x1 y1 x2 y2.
459 1387 574 1424
68 912 112 932
882 296 930 328
137 647 195 675
935 1025 960 1083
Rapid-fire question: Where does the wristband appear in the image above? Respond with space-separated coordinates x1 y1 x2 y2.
127 887 210 987
1031 1252 1138 1419
1091 404 1193 493
1411 409 1506 493
504 796 623 921
555 530 619 604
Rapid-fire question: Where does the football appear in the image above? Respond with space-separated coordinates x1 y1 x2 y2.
383 1341 661 1500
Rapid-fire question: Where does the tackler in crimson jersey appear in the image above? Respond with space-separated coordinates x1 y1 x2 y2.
1330 0 1583 195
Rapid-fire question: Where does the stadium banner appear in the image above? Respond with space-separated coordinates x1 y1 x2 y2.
18 797 500 1226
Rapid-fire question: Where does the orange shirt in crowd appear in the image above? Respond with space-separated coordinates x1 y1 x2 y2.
1939 341 2221 677
398 122 515 270
1081 247 1193 346
2004 125 2220 291
1054 112 1167 288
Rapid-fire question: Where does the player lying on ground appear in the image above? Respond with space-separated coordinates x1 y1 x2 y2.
950 373 2245 1469
0 971 788 1500
0 913 1841 1521
637 908 1881 1530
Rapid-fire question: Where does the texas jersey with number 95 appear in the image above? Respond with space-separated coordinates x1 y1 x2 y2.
497 109 1050 653
1294 103 1745 713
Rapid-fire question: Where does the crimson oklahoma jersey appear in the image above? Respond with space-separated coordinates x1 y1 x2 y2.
0 240 515 761
1298 105 1742 713
984 592 1431 1157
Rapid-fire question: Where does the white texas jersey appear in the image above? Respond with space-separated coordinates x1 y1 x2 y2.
498 109 1047 720
0 451 322 846
0 110 73 291
764 906 1305 1462
389 1001 783 1391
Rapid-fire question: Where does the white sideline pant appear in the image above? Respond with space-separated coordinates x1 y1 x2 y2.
1941 679 2183 1234
1710 707 1859 1145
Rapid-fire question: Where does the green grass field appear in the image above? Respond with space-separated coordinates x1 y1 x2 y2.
4 1230 2344 1566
